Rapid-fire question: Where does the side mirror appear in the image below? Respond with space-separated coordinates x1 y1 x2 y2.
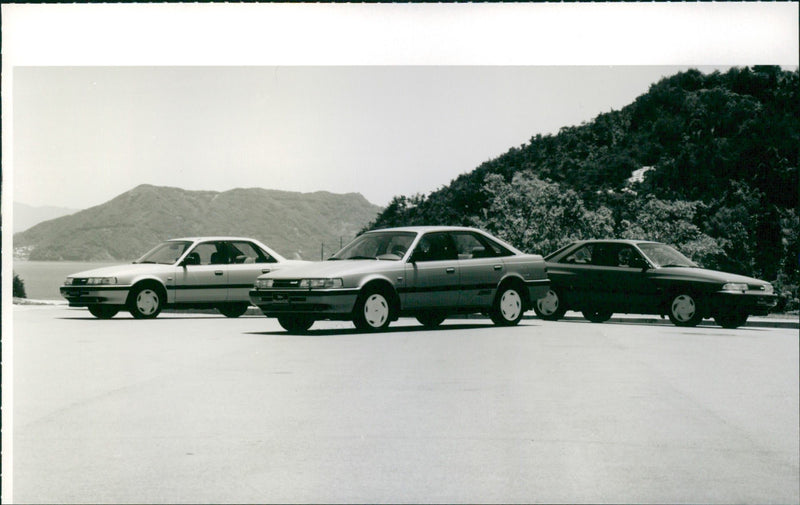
631 256 649 270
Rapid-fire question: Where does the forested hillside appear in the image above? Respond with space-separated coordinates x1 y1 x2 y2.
369 66 798 308
14 185 381 261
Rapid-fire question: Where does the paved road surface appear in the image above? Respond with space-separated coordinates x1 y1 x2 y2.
8 305 799 503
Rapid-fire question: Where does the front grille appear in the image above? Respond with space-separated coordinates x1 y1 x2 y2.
272 279 303 289
72 278 89 286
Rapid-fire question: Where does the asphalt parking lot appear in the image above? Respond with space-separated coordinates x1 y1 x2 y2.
8 305 800 504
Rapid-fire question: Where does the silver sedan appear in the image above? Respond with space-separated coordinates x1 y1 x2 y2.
60 236 308 319
249 226 550 332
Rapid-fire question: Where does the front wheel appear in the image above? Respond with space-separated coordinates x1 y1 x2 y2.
534 289 567 321
668 293 703 327
353 288 393 331
582 308 613 323
218 303 249 318
490 285 524 326
278 316 314 333
88 305 120 319
713 310 748 329
127 284 163 319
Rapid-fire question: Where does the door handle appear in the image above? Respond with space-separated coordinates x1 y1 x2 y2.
215 271 224 276
446 267 456 274
261 269 271 274
493 265 503 271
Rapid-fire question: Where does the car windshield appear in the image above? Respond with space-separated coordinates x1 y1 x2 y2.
638 243 697 268
135 241 192 264
329 231 416 261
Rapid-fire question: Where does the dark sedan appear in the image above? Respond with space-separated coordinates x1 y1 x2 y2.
533 240 777 328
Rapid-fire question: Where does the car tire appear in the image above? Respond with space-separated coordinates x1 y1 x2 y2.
490 284 525 326
416 311 447 328
353 287 393 331
668 292 703 327
278 316 315 333
88 305 120 319
713 310 748 329
533 288 567 321
218 303 249 318
127 283 164 319
582 308 613 323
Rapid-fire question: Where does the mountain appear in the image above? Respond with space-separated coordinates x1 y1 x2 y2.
13 185 383 261
367 66 798 297
13 202 80 232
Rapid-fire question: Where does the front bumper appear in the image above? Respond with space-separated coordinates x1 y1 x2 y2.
249 288 359 318
708 291 779 316
60 285 130 306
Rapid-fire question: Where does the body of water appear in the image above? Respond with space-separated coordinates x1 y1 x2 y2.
13 261 121 300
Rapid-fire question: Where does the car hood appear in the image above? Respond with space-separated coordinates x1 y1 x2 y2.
654 266 769 285
258 259 402 279
67 263 176 278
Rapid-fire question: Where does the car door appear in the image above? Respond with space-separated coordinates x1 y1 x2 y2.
590 243 657 311
225 241 278 302
175 241 230 302
549 243 602 308
452 231 506 309
403 232 460 309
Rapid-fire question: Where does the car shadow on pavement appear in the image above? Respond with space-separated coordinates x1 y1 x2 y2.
247 321 542 337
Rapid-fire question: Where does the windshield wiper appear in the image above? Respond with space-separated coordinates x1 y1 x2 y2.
659 263 695 268
347 255 377 260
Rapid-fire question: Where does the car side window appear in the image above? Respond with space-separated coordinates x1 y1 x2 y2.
452 232 492 259
229 241 276 264
413 232 458 262
563 244 593 264
189 242 228 265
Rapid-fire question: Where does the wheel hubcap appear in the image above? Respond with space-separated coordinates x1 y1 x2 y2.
500 290 522 321
137 290 159 315
671 295 695 322
537 290 559 315
364 294 389 327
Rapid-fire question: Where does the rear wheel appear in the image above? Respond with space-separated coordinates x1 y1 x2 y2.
416 311 447 328
668 293 703 327
88 305 120 319
714 310 748 329
534 289 567 321
278 316 314 333
353 287 393 331
218 303 249 318
490 285 524 326
582 308 613 323
127 284 163 319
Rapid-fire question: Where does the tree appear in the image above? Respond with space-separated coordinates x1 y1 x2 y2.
13 273 27 298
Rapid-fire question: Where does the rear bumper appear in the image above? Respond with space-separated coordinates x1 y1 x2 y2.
60 286 130 306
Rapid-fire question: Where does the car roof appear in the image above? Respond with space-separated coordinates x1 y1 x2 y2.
568 239 665 246
366 226 486 234
167 237 263 242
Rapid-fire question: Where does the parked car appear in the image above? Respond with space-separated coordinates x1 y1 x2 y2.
249 226 550 333
533 239 777 328
60 237 308 319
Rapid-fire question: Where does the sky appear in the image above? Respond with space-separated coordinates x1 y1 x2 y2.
3 3 799 212
12 65 733 210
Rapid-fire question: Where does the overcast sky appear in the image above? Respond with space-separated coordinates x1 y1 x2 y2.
4 3 799 211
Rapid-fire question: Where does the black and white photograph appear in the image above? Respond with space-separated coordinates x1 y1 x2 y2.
2 3 798 504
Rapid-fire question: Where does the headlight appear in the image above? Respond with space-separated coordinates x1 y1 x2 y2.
87 277 118 285
64 277 74 285
721 283 748 292
763 283 774 294
255 279 274 289
299 278 343 289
